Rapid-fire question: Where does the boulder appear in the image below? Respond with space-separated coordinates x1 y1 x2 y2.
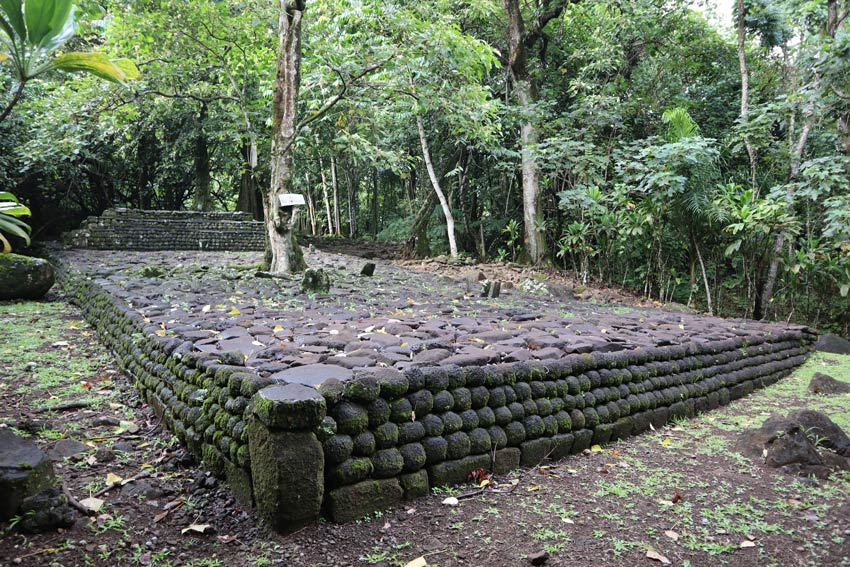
0 253 55 300
0 429 56 521
301 268 331 294
736 411 850 479
815 333 850 355
808 372 850 396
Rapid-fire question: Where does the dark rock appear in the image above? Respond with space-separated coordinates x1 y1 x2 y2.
251 383 327 430
271 363 353 386
809 372 850 395
17 487 75 532
112 441 134 453
121 480 167 500
816 334 850 355
529 550 550 566
360 263 376 276
0 429 56 521
0 253 55 300
46 439 89 461
788 409 850 456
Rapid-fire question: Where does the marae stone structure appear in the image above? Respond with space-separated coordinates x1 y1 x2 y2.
56 217 817 531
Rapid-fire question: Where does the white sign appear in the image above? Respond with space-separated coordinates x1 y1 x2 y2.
278 193 306 207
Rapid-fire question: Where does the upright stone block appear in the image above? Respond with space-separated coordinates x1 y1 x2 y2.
248 384 326 531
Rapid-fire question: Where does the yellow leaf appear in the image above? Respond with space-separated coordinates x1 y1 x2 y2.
201 305 211 313
739 540 756 548
527 485 541 492
228 307 241 315
79 497 104 513
478 479 490 488
591 445 603 452
405 557 428 567
660 438 671 446
273 325 284 333
664 530 679 541
106 472 123 485
154 330 166 336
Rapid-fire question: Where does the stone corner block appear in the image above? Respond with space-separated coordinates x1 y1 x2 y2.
251 383 327 430
248 420 324 532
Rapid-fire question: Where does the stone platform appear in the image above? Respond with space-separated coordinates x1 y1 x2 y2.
64 208 265 251
54 248 816 529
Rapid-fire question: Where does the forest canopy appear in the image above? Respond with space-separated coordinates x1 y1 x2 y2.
1 0 849 333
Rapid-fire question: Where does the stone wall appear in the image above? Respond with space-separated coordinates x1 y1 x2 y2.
55 257 816 530
65 209 265 251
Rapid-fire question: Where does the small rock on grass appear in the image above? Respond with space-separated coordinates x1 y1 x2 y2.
528 550 549 565
809 372 850 395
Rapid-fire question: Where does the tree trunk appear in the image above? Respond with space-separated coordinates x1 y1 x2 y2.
346 167 357 238
193 102 213 211
331 153 342 235
370 168 379 239
304 171 317 235
267 0 307 274
736 0 758 193
416 114 458 259
504 0 551 265
237 141 262 219
318 154 334 235
403 190 438 259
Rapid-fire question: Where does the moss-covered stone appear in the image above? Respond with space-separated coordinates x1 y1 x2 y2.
366 397 391 427
571 429 593 454
441 411 463 434
332 401 369 435
399 443 427 472
409 389 434 415
452 388 472 411
432 390 454 413
326 478 403 523
505 421 526 446
493 447 520 474
591 423 614 445
374 422 399 449
520 438 552 466
446 431 471 460
399 470 429 498
468 428 492 454
344 375 380 403
248 422 323 530
420 414 444 437
0 254 55 300
390 398 414 423
398 421 426 444
352 432 376 456
428 454 490 487
328 457 373 486
371 448 404 478
422 436 448 465
251 384 327 430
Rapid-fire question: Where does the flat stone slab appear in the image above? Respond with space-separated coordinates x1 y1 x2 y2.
0 429 56 520
54 248 812 384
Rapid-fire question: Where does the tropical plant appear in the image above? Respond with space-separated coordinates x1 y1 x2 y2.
0 0 139 122
0 191 31 252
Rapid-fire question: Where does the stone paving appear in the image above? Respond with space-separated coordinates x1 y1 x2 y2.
56 248 808 383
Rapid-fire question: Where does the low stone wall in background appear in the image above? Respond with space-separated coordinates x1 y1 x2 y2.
53 253 816 531
64 209 265 251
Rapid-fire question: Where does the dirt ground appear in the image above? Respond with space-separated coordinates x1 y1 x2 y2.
1 266 849 567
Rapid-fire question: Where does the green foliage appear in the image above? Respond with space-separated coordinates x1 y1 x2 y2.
0 190 31 252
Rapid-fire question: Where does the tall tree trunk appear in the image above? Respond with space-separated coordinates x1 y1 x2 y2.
346 168 357 238
267 0 307 273
736 0 758 193
193 102 213 211
416 114 458 259
318 154 334 235
331 153 341 235
237 141 261 219
370 168 379 239
304 171 317 235
504 0 563 265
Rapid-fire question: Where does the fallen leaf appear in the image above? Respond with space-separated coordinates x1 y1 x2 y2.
739 540 756 548
79 497 104 513
52 341 69 348
562 518 575 524
217 535 238 544
670 490 682 504
649 422 656 431
660 438 671 446
138 551 152 566
441 497 459 507
405 557 428 567
479 479 491 488
182 523 213 535
201 305 211 313
591 444 603 453
106 472 123 485
646 550 671 564
664 530 679 541
527 485 541 492
228 307 241 315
